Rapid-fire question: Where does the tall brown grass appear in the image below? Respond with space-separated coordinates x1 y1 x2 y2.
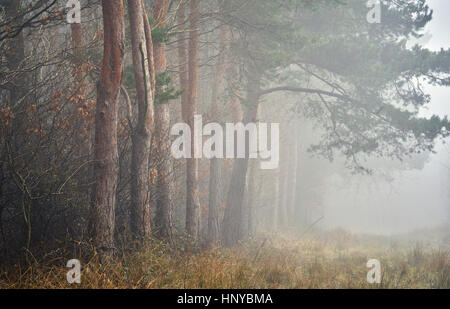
1 231 448 289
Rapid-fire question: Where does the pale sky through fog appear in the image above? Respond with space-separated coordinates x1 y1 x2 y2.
419 0 450 118
422 0 450 52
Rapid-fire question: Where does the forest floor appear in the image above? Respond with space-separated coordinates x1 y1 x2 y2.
0 227 448 289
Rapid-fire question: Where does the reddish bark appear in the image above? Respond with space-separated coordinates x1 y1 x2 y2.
178 3 189 120
176 0 201 240
92 0 125 260
70 23 83 82
185 0 201 240
152 0 173 241
143 9 156 101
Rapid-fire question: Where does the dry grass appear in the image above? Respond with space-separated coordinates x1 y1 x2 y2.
1 230 448 289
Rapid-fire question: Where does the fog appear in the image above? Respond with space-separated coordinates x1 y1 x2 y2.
322 147 449 235
255 0 450 236
323 0 450 235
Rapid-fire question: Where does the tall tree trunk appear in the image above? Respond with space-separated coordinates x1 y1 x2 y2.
207 25 228 246
3 0 26 111
220 42 244 245
246 159 257 237
208 156 221 245
286 121 298 225
229 63 243 124
92 0 125 259
143 9 156 99
294 123 305 227
128 0 154 241
177 3 189 120
152 0 173 241
70 23 83 81
184 0 201 240
222 75 260 247
277 136 288 228
70 16 94 222
70 21 87 115
272 167 280 230
3 0 29 252
92 0 125 260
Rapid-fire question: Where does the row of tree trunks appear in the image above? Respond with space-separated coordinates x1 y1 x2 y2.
92 0 125 261
92 0 300 251
152 0 174 241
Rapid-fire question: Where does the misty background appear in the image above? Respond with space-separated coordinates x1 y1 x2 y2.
303 0 450 235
